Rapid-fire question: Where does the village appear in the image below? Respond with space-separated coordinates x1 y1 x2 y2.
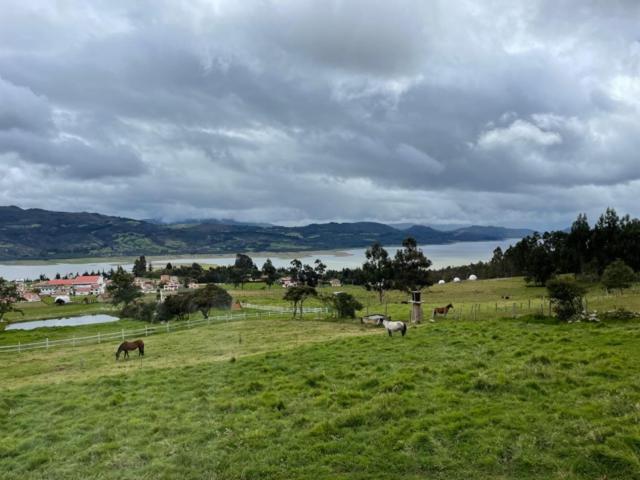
9 266 345 306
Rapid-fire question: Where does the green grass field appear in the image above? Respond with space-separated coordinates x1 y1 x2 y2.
2 278 640 479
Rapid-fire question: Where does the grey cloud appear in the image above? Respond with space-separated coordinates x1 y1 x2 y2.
0 77 52 134
0 0 638 230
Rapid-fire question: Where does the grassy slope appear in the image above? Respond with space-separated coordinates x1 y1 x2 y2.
2 278 640 479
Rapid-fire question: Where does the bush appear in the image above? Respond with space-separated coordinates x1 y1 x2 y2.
332 292 364 319
601 259 636 292
546 278 586 321
121 300 158 322
155 284 232 322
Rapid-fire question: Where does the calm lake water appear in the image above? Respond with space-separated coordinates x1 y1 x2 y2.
0 239 516 281
5 314 120 331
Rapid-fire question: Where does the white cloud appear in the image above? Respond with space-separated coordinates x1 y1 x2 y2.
476 119 562 150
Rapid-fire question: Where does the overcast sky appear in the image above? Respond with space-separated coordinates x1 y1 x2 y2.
1 1 639 229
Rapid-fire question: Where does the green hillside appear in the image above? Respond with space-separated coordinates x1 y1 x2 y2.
0 206 530 260
2 277 640 479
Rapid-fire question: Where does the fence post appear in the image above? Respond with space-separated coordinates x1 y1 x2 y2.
18 342 21 353
73 336 76 347
98 332 101 344
512 303 516 319
46 337 49 349
121 329 124 341
145 326 148 336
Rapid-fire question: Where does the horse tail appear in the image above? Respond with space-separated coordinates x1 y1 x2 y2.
401 322 407 336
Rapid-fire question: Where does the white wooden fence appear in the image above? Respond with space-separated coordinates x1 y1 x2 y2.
0 310 290 354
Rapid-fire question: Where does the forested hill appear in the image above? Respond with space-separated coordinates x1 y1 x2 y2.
0 206 531 260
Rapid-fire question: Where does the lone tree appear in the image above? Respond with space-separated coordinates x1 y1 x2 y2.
107 267 142 308
231 253 256 289
132 255 147 277
289 259 303 283
0 278 23 322
524 241 555 286
393 237 432 292
289 259 324 287
261 259 278 288
325 292 363 319
283 285 317 319
601 259 636 293
314 259 327 282
190 284 232 318
546 278 586 321
363 242 393 303
157 292 192 321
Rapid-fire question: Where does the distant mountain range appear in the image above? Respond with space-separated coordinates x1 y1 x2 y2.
0 206 533 261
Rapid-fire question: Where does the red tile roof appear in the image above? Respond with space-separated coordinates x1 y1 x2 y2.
74 275 102 283
47 275 102 286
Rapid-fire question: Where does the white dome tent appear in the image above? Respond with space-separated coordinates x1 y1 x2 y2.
438 279 446 285
453 277 461 283
468 274 478 281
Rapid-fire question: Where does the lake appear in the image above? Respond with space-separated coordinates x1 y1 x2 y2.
5 314 120 331
0 239 516 281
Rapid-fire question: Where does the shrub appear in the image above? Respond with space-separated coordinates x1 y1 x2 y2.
601 259 636 292
332 292 364 318
546 278 586 321
121 300 158 322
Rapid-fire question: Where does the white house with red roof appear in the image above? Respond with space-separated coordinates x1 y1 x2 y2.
41 275 105 296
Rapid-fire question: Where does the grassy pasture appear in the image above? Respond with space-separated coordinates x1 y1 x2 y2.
2 277 640 479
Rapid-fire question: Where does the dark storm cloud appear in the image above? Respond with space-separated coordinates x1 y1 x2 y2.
0 0 639 229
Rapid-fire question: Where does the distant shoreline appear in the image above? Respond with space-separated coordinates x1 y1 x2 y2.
0 248 358 267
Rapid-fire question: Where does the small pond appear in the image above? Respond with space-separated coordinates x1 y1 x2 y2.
5 314 120 331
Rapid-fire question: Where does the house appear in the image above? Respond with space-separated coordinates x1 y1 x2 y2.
280 276 298 288
21 292 41 303
163 281 180 292
70 275 105 295
329 279 342 287
160 275 179 284
42 275 106 296
35 282 62 296
134 277 157 293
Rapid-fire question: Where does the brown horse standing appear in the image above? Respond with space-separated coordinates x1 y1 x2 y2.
116 340 144 360
431 304 453 321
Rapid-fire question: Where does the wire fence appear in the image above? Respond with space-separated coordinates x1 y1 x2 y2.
240 302 329 314
440 300 552 321
0 310 302 354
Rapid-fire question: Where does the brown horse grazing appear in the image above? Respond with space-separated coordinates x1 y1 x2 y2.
431 304 453 321
116 340 144 360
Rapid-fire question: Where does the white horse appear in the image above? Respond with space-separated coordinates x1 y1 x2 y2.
382 319 407 337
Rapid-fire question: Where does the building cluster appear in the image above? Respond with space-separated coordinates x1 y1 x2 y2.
12 272 202 304
278 277 342 288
